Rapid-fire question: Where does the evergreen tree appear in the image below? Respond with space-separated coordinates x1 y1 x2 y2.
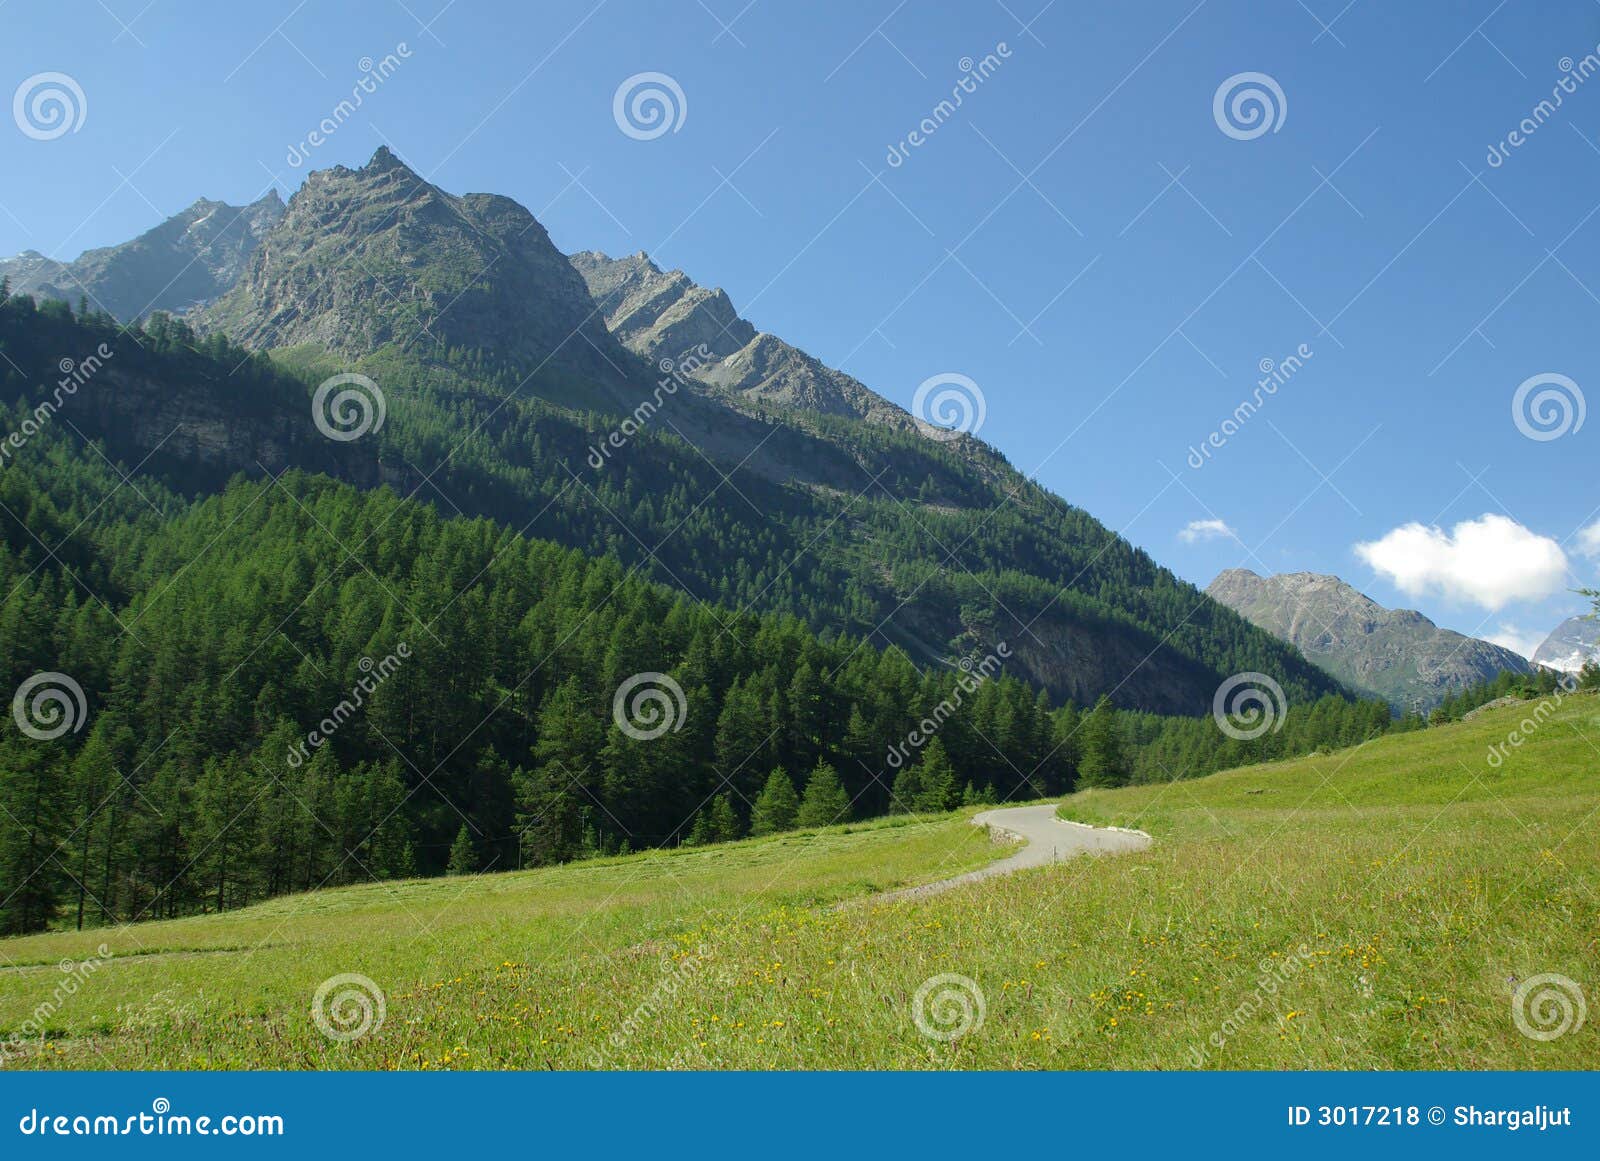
796 760 851 828
912 738 959 812
750 767 800 836
447 824 478 874
1076 695 1126 788
889 759 922 814
707 793 741 843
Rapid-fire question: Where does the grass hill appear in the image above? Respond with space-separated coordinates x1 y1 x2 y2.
2 691 1592 1070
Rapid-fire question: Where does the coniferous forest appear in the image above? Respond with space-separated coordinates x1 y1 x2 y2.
0 291 1468 936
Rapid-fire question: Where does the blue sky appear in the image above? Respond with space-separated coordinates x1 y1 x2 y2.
3 0 1596 658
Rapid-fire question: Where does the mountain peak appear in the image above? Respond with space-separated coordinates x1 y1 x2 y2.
364 144 412 174
199 156 634 405
1533 614 1600 673
1206 567 1530 708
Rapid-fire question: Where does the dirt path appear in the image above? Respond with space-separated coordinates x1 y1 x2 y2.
872 804 1151 905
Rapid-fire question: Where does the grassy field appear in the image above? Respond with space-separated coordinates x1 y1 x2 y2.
1 693 1595 1070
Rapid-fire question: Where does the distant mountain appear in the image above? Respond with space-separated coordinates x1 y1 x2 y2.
1206 568 1532 710
0 192 283 322
1533 615 1600 673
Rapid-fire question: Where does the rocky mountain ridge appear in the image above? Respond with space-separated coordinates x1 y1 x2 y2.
0 191 284 322
571 250 917 429
1206 568 1533 710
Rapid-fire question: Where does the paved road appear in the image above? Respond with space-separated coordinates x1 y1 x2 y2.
872 804 1151 905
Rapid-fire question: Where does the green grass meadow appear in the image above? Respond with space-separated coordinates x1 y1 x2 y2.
2 693 1595 1070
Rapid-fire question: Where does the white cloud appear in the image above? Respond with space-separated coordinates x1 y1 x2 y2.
1486 624 1544 661
1354 513 1569 611
1577 520 1600 558
1179 518 1238 544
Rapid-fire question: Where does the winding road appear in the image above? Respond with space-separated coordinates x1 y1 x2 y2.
873 804 1151 905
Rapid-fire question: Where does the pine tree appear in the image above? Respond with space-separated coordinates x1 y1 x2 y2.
889 759 923 814
912 737 959 812
750 767 799 836
514 763 581 866
707 793 741 843
447 825 478 874
1076 695 1126 789
796 760 851 828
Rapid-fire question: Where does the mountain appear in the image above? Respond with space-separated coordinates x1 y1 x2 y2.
5 148 1346 715
1206 568 1533 710
1533 615 1600 673
200 148 636 410
0 192 284 322
570 250 912 428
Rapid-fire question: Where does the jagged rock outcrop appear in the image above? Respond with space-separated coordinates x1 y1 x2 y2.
570 250 915 428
